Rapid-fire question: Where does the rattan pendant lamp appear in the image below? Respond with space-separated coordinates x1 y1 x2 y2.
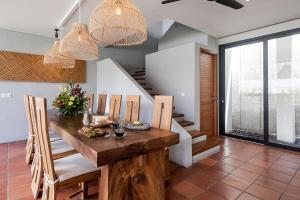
44 29 75 68
89 0 147 46
59 0 98 60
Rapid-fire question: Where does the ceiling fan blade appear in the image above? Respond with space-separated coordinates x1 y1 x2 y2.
215 0 244 9
161 0 182 4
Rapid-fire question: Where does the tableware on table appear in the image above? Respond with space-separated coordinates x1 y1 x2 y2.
124 121 151 131
82 110 90 126
78 127 110 138
115 118 125 137
90 119 113 128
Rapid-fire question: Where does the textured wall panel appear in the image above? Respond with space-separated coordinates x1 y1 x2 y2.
0 51 86 83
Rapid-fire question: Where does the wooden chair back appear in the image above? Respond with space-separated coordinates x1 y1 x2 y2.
125 95 141 122
34 97 56 182
86 94 94 112
97 94 107 115
24 95 33 136
28 96 44 198
109 95 122 120
152 96 174 131
24 95 35 165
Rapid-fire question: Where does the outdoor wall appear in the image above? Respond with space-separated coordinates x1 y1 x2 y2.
0 28 97 143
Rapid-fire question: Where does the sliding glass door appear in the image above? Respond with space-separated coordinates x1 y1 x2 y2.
220 29 300 151
268 34 300 148
224 42 264 141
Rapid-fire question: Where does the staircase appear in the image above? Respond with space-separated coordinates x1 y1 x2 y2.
131 68 222 164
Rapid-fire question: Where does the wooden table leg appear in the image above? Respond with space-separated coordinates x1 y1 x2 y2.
99 149 165 200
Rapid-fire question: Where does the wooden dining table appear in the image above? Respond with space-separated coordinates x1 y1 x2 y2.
48 110 179 200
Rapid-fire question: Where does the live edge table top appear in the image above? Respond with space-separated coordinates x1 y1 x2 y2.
48 110 180 168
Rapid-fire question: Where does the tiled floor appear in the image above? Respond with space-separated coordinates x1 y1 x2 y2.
1 137 300 200
168 137 300 200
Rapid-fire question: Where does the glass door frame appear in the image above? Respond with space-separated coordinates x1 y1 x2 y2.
219 27 300 152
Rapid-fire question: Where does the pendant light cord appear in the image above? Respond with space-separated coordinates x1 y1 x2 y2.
78 0 81 23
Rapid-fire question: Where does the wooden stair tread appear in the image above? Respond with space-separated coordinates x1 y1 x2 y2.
192 137 221 156
172 112 184 118
188 130 206 139
178 120 194 127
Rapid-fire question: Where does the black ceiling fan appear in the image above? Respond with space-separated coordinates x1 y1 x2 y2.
161 0 244 9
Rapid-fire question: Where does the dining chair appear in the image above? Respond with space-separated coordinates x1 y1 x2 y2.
125 95 141 122
24 95 61 165
86 93 94 112
28 96 77 199
97 94 107 115
151 95 174 181
34 97 101 200
109 95 122 120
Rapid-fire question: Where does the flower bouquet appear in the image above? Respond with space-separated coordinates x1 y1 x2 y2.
52 81 87 117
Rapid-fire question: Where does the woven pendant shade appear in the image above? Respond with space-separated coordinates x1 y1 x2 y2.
89 0 147 46
44 41 75 68
60 23 99 61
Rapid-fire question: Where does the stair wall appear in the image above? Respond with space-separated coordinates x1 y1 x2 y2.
97 58 193 167
146 43 200 130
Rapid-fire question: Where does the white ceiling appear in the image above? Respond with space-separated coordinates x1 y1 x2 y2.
1 0 300 38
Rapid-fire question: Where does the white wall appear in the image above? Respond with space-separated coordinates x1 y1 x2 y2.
99 36 158 74
97 58 193 167
97 59 154 123
146 43 199 128
0 28 97 143
218 18 300 45
158 22 208 51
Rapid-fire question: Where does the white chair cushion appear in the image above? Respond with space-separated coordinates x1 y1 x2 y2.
49 130 62 142
51 140 74 155
54 154 98 182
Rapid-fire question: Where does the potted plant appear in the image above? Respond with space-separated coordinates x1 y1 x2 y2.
52 81 87 117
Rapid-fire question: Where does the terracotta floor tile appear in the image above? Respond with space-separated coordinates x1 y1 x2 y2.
285 185 300 199
8 173 31 190
275 159 300 170
209 152 227 161
232 168 259 183
270 164 297 176
0 190 7 200
204 168 229 181
262 169 293 184
246 183 281 200
295 170 300 179
222 158 244 168
209 182 242 200
254 175 287 193
280 154 300 165
228 153 254 162
166 189 188 200
281 193 300 200
172 180 204 199
248 157 273 168
194 190 225 200
240 163 266 175
185 171 218 190
236 193 260 200
215 162 237 174
8 183 32 200
290 177 300 187
197 158 218 168
221 174 252 191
